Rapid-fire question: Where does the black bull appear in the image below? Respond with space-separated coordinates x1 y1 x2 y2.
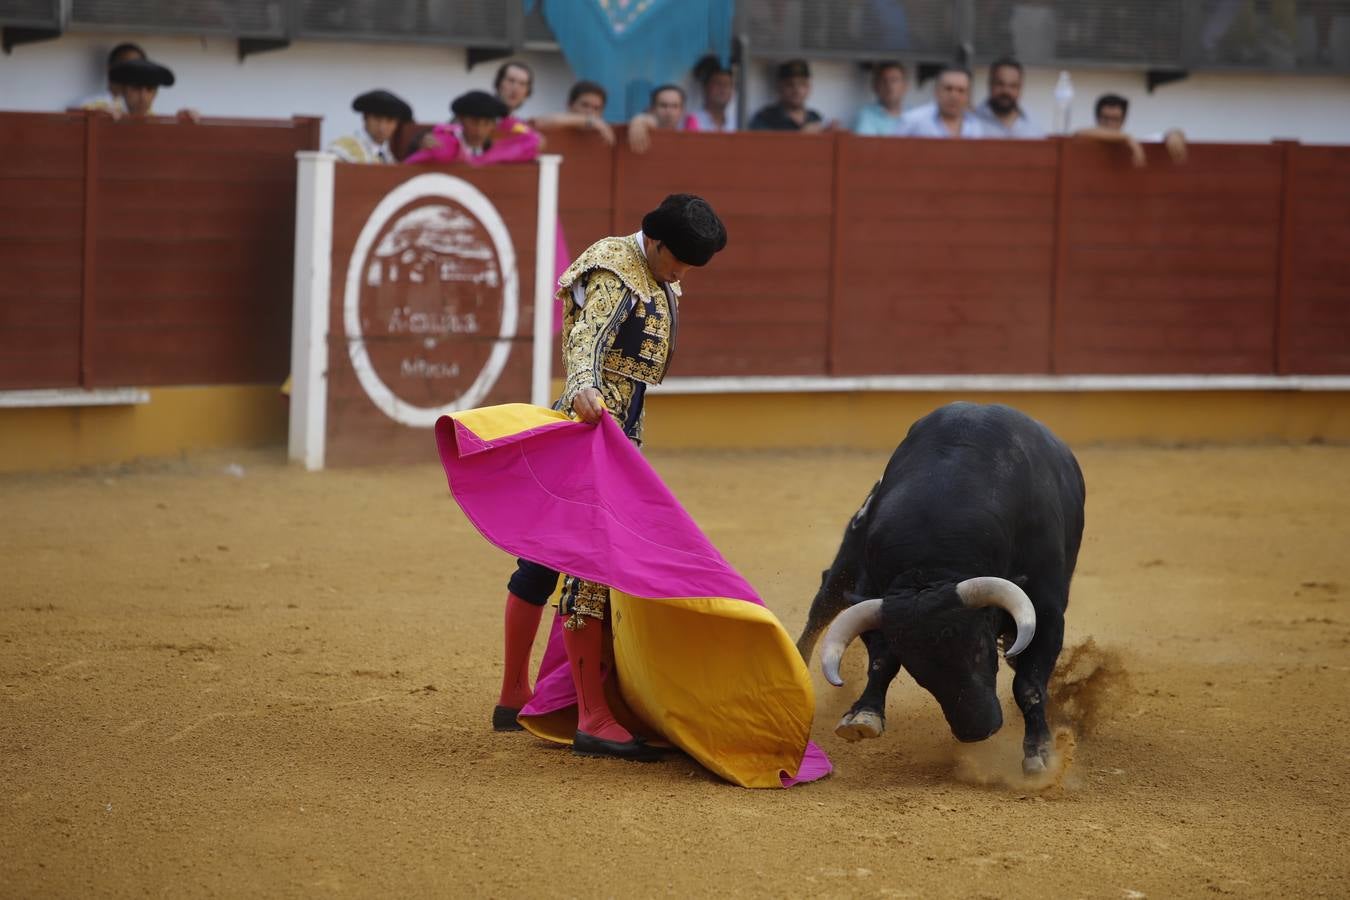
795 402 1086 773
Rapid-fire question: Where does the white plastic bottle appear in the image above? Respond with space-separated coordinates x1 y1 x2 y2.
1054 70 1075 134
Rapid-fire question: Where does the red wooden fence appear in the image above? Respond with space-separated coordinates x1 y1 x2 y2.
540 129 1350 378
3 113 1347 392
0 111 319 390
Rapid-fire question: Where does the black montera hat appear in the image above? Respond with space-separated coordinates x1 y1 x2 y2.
108 58 175 88
451 90 509 120
641 194 728 267
353 89 413 121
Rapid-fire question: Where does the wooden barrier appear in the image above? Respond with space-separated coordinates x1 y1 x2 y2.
289 156 557 469
0 111 320 391
1279 144 1350 374
5 115 1349 400
540 129 1350 379
0 113 86 389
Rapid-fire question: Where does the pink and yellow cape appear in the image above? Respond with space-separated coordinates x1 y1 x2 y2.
435 404 830 788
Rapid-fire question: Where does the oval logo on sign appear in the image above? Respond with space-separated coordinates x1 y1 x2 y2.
343 173 518 427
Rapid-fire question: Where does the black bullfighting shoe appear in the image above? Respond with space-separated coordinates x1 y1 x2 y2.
492 704 524 732
572 731 665 762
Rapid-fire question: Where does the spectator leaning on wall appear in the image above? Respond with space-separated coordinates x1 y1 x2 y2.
628 84 697 154
1075 93 1188 167
73 42 145 118
853 60 908 136
897 66 985 139
329 90 413 164
974 57 1044 138
750 59 832 132
531 81 617 146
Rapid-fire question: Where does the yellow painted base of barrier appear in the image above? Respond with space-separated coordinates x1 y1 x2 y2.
2 385 1346 474
643 390 1350 449
0 385 287 474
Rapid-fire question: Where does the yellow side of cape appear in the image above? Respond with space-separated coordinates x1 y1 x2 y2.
453 403 818 788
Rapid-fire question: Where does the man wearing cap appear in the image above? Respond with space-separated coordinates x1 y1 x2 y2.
493 195 728 762
404 90 540 166
74 42 145 118
329 90 413 164
750 59 830 132
81 57 182 121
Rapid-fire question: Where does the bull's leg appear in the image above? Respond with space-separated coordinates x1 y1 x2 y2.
835 629 901 742
1009 606 1065 774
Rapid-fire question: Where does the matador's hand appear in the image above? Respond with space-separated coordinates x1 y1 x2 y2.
572 388 607 424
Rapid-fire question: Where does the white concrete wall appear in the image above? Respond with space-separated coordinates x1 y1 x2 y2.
1 31 1348 145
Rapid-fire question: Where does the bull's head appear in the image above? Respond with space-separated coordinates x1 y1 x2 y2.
819 578 1035 743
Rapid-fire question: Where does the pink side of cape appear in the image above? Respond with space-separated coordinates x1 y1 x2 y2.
435 412 830 787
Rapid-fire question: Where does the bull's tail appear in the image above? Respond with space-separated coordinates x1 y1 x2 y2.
795 481 876 663
795 581 853 664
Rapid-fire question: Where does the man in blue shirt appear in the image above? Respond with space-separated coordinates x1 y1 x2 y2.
974 57 1045 139
897 66 985 139
853 61 907 136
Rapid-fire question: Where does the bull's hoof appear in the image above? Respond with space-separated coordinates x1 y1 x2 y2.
835 709 885 742
1022 752 1049 775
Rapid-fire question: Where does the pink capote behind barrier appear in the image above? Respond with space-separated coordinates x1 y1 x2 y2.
435 410 831 786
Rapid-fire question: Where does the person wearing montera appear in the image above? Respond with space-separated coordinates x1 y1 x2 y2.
79 56 195 122
1075 93 1187 167
404 90 541 166
106 58 182 119
853 60 908 136
329 90 413 164
691 54 736 133
74 42 145 118
750 59 831 132
495 194 728 761
974 57 1044 138
627 84 698 153
531 80 616 146
897 65 985 138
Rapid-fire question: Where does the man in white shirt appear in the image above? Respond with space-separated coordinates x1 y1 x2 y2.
974 57 1044 139
897 66 985 139
692 55 736 133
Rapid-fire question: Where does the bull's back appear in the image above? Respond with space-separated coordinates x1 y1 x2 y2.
867 403 1084 583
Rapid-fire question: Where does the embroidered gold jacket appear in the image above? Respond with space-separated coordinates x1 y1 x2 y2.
557 235 681 434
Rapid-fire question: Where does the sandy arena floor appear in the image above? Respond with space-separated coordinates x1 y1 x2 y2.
2 439 1348 898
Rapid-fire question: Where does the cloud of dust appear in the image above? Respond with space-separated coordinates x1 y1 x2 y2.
950 637 1130 792
952 725 1078 792
1048 637 1132 738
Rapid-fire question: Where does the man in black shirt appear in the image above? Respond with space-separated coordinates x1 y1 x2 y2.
750 59 829 132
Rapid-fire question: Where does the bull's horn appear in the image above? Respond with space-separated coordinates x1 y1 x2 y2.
956 577 1036 658
819 598 883 687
